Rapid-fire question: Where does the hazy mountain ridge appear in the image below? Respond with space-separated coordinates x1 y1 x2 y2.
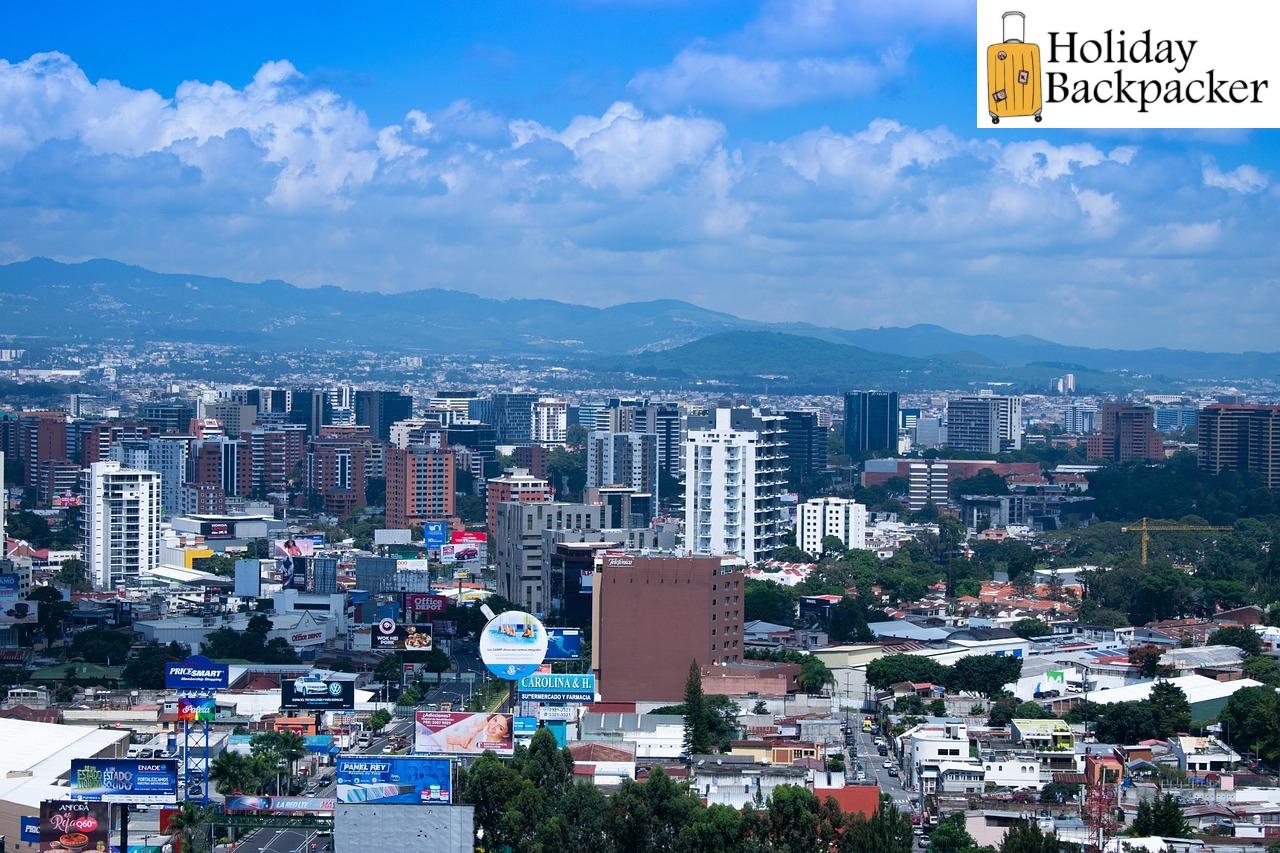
0 258 1275 381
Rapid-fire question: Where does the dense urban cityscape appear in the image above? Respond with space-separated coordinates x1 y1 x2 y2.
2 2 1279 852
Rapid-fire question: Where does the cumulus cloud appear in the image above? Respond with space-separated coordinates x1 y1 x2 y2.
629 46 907 111
1202 157 1268 194
0 51 1274 348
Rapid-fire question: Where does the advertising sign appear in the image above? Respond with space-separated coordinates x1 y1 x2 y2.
397 559 429 572
513 717 538 737
517 673 596 703
281 677 355 710
372 618 432 652
479 610 548 680
374 528 412 546
177 697 216 722
579 568 594 594
207 522 231 538
164 655 230 691
423 521 448 549
534 705 576 722
289 628 325 646
40 800 108 853
0 573 38 625
275 539 313 591
441 530 486 565
336 755 452 804
403 593 448 620
545 627 582 660
414 711 514 756
267 796 335 812
22 816 41 843
69 760 179 804
233 560 261 599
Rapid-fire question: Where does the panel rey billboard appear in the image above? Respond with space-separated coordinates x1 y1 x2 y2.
335 755 452 804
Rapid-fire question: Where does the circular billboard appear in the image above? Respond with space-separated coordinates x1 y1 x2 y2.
479 610 549 680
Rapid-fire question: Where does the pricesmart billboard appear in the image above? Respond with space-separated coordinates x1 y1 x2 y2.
335 755 451 804
164 655 230 691
69 759 178 804
517 673 596 703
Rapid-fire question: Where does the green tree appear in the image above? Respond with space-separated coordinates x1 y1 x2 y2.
1149 681 1192 738
1010 618 1050 640
165 803 215 853
460 751 524 850
683 659 711 755
946 655 1022 699
1130 794 1191 837
797 655 836 695
57 558 91 591
1243 654 1280 686
607 766 702 853
69 627 133 665
679 802 745 853
28 585 72 647
998 820 1060 853
744 578 797 625
209 750 262 795
1130 645 1170 678
866 655 951 691
1093 701 1158 744
828 596 876 643
122 641 187 689
1218 686 1280 766
1208 625 1264 657
368 709 392 733
821 535 849 557
928 813 981 853
772 545 815 563
1039 782 1079 804
840 801 914 853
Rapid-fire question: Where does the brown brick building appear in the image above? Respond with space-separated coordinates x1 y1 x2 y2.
1198 403 1280 490
593 554 745 703
386 445 455 529
1087 403 1162 462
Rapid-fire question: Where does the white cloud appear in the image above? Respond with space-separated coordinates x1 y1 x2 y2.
1202 157 1268 194
629 46 907 111
996 141 1120 183
511 102 724 192
741 0 972 51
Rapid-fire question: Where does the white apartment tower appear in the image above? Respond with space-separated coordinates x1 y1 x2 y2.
83 461 162 590
797 498 867 556
531 398 569 446
946 392 1024 454
684 406 786 562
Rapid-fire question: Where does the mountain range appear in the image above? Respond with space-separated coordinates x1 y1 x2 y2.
0 258 1275 387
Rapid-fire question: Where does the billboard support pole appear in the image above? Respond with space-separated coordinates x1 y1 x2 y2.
183 720 190 799
119 803 129 853
202 717 210 806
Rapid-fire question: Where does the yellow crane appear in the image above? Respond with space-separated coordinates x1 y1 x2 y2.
1121 517 1232 567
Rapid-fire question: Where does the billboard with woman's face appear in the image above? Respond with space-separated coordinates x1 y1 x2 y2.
413 711 513 756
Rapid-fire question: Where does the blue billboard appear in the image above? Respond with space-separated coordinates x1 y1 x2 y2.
513 716 538 737
517 673 596 703
21 815 39 842
545 628 581 660
336 755 451 805
164 654 230 691
423 521 448 549
69 759 179 804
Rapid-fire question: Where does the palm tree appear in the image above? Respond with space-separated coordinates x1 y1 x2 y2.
209 751 257 795
166 803 214 853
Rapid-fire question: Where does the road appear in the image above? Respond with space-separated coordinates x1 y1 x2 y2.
851 723 916 814
234 828 318 853
421 639 485 710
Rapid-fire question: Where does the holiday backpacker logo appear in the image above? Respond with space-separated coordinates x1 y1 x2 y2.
976 0 1280 128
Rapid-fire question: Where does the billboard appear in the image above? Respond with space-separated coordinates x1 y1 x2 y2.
40 800 108 853
479 610 548 680
165 655 230 691
0 573 38 625
414 711 514 756
516 673 596 704
275 539 313 591
422 521 448 549
579 567 594 594
545 627 581 660
441 531 486 565
397 559 429 572
404 593 448 620
336 755 452 804
69 759 179 804
281 676 355 710
233 560 261 599
513 717 538 737
374 528 412 546
21 815 40 842
372 618 432 652
177 697 216 722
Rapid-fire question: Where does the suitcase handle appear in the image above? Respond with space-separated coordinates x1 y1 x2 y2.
1002 11 1026 44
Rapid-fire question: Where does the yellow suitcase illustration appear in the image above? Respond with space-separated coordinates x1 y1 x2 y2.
987 11 1041 123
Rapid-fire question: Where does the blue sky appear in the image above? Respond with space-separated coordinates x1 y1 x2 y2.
0 0 1276 349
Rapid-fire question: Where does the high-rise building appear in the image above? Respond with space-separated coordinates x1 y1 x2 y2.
906 461 950 511
946 393 1023 454
914 417 946 449
1154 404 1199 433
781 410 828 480
586 431 659 498
139 402 195 436
494 501 606 615
1064 405 1097 435
385 446 456 529
1198 404 1280 491
307 429 370 518
200 402 258 438
684 406 786 562
286 389 328 438
490 393 540 444
512 445 549 479
531 397 569 446
243 424 307 497
146 436 191 518
20 412 67 489
797 497 867 555
354 390 413 443
486 467 550 537
843 391 899 457
190 437 245 499
83 461 162 590
445 421 497 469
80 420 152 466
1087 403 1162 462
593 554 745 702
36 458 80 509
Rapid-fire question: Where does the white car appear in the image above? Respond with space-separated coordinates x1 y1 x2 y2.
295 676 331 696
883 760 894 769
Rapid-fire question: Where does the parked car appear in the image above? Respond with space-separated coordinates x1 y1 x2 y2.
887 767 899 777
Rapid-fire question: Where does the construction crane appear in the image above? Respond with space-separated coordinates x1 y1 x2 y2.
1121 517 1232 567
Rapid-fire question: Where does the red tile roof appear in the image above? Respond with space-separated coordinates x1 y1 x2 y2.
818 785 881 820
